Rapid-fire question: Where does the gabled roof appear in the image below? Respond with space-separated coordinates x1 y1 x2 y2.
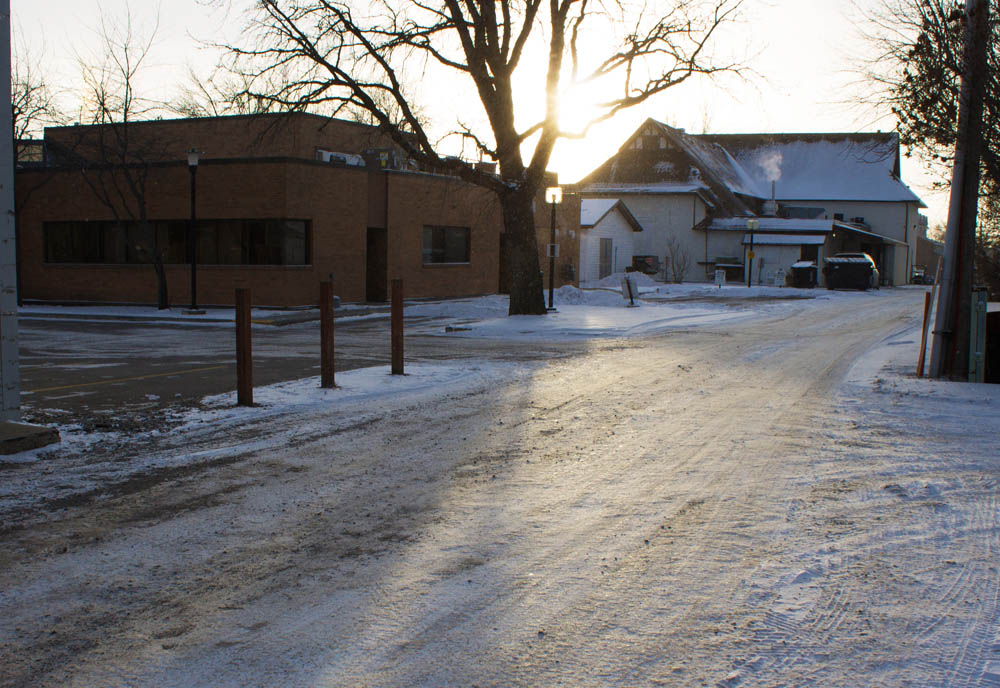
580 198 643 232
697 132 926 206
579 119 759 216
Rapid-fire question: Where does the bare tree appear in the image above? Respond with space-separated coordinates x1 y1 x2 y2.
860 0 1000 297
664 234 691 282
220 0 743 314
68 8 173 309
11 34 62 157
859 0 998 183
11 34 65 305
170 65 289 117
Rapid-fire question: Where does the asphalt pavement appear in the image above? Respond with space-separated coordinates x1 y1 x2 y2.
16 307 583 432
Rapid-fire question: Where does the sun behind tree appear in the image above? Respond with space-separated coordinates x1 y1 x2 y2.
219 0 745 314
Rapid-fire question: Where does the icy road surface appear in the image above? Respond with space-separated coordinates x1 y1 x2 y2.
2 288 999 686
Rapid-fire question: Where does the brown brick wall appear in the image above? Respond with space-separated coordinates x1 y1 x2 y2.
43 113 402 166
385 172 503 299
17 158 504 307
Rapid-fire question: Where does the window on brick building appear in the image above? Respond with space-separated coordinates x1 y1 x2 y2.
423 225 470 265
43 219 311 265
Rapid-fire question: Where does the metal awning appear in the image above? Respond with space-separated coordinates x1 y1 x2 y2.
835 223 908 246
741 233 827 246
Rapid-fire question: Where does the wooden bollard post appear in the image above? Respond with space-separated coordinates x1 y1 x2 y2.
917 290 933 378
320 280 336 388
391 279 404 375
236 287 253 406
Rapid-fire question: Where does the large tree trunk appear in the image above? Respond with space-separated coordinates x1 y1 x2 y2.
501 188 546 315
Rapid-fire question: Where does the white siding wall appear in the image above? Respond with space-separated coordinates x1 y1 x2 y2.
587 194 708 282
579 209 637 283
706 231 746 270
754 245 802 285
784 200 922 285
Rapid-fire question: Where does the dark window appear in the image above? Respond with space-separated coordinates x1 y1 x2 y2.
423 225 470 264
214 221 245 265
801 244 819 261
44 222 103 263
42 219 311 266
125 223 155 263
157 221 188 264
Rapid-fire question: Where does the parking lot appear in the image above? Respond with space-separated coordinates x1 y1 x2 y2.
17 311 585 429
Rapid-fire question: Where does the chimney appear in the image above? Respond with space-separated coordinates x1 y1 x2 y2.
762 180 779 216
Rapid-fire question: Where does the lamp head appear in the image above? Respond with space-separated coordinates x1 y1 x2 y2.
545 186 563 204
187 149 201 167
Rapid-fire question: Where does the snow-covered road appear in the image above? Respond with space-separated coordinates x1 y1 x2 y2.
3 288 999 686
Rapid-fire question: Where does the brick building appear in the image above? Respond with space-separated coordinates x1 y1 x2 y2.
15 113 515 307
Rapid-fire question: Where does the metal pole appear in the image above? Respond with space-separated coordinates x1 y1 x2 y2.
548 198 556 309
320 280 335 388
0 0 20 420
391 279 404 375
746 229 755 287
236 288 253 406
188 163 198 310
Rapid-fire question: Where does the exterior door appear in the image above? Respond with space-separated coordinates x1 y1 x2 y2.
366 227 387 302
599 238 613 279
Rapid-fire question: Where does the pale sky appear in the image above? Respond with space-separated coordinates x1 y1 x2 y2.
10 0 950 225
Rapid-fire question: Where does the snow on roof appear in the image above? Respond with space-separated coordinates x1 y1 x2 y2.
580 198 644 232
699 133 925 205
657 123 762 199
708 217 834 233
580 198 619 226
581 182 707 195
840 223 908 245
825 254 875 264
742 233 827 246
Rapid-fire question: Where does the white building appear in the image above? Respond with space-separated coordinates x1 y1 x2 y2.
577 120 926 286
578 198 644 283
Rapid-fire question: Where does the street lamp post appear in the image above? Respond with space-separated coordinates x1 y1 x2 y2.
746 218 759 287
186 149 203 313
545 186 562 311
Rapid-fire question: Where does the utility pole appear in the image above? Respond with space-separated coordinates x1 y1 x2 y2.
930 0 991 380
0 0 21 420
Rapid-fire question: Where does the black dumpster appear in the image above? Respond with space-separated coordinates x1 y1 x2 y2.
790 261 817 288
823 253 879 290
987 310 1000 384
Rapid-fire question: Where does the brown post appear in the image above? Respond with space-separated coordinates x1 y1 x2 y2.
917 290 932 378
320 280 336 388
391 279 404 375
236 287 253 406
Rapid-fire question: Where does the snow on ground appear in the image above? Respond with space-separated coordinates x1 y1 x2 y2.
405 288 755 338
0 361 540 516
582 271 858 300
5 287 1000 686
7 284 897 505
5 285 982 517
405 280 889 338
